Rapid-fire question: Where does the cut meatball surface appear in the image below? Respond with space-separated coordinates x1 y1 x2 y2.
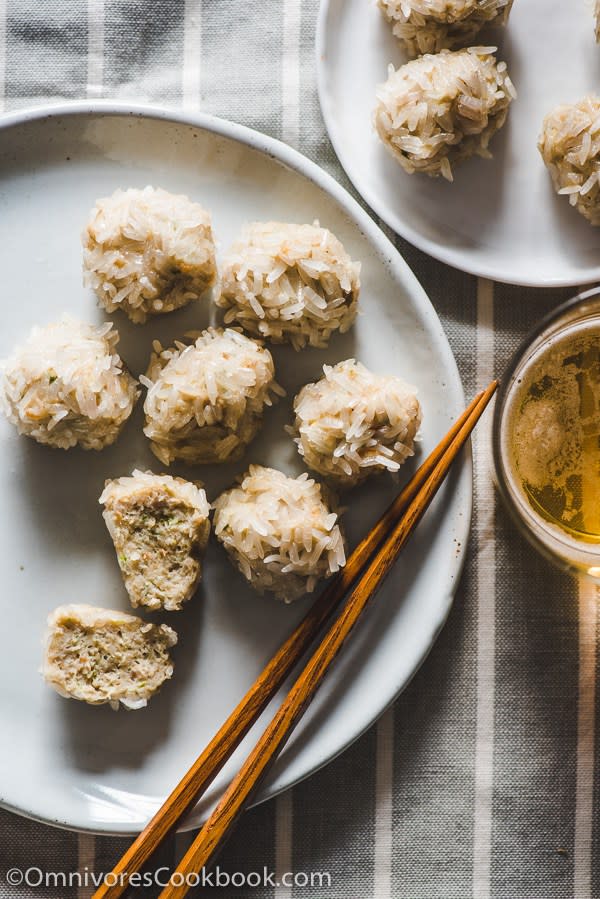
100 470 211 612
42 604 177 710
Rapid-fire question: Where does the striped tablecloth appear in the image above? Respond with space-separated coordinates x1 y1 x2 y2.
0 2 597 898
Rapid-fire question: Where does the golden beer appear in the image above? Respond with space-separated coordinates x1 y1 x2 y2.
494 289 600 577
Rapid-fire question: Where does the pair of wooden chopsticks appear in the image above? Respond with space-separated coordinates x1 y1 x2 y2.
94 380 497 899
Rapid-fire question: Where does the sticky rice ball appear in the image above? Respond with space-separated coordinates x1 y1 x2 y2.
142 327 283 466
374 47 515 181
213 465 346 602
538 98 600 226
290 360 422 488
217 222 360 350
42 604 177 710
83 186 217 324
100 471 211 612
0 318 138 450
379 0 514 58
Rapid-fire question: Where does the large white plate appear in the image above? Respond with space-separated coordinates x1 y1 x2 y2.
317 0 600 287
0 103 471 834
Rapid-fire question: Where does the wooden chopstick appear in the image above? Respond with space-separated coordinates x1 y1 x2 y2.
152 381 497 899
93 381 496 899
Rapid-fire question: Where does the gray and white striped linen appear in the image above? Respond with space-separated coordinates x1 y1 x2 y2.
0 2 597 898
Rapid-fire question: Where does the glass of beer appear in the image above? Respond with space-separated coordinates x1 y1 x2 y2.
493 287 600 578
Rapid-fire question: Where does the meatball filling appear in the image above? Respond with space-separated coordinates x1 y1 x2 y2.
100 472 211 612
42 605 177 710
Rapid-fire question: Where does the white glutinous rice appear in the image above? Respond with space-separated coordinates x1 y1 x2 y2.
538 97 600 226
82 186 217 324
142 327 284 465
379 0 514 58
100 470 211 612
374 47 515 181
290 359 422 488
213 465 346 602
217 222 360 351
42 604 177 710
0 318 138 450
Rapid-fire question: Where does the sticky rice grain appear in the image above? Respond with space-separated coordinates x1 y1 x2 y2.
374 47 515 181
290 359 422 488
0 318 138 450
538 97 600 225
83 186 217 324
143 327 283 465
217 222 360 350
213 465 346 602
379 0 514 58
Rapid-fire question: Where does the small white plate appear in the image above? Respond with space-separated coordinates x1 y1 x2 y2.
317 0 600 287
0 103 470 834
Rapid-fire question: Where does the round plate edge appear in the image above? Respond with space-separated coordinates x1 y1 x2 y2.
0 100 473 834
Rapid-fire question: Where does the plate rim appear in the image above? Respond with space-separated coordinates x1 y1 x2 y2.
316 0 600 289
0 100 472 834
